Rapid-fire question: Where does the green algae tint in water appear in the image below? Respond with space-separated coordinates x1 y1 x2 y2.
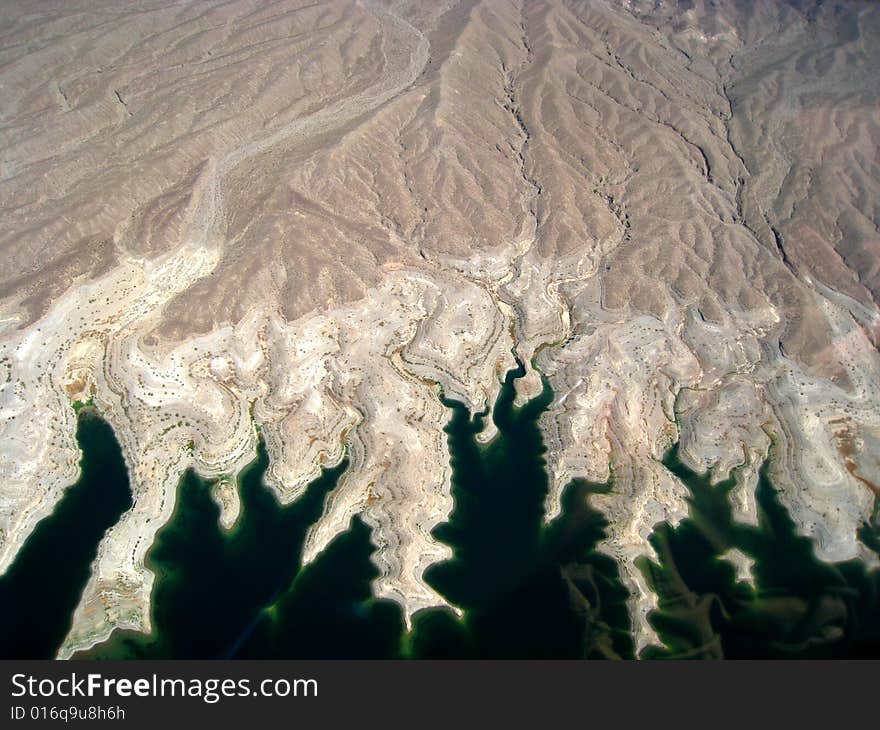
234 515 405 659
638 444 880 659
0 409 132 658
408 363 633 659
79 439 349 659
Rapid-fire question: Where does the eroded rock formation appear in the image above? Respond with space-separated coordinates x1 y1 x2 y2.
1 0 878 655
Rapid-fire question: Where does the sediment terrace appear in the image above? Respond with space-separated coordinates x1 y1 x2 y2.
1 0 879 656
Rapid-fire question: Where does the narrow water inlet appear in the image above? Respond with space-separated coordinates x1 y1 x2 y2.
0 408 132 659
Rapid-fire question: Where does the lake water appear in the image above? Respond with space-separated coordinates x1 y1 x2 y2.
638 445 880 658
76 363 630 659
0 408 132 658
4 369 879 659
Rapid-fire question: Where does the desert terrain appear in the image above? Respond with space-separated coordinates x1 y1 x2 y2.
0 0 878 656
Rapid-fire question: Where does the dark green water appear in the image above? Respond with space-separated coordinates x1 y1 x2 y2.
408 362 632 659
4 369 880 659
75 362 630 659
637 445 880 658
0 408 133 658
233 515 406 659
77 440 349 659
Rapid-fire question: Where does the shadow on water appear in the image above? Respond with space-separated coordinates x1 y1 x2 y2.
638 444 880 658
408 361 633 659
0 408 132 658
